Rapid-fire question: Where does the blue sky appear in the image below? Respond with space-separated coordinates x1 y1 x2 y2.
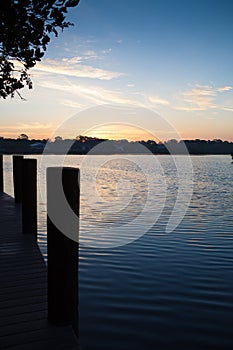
1 0 233 141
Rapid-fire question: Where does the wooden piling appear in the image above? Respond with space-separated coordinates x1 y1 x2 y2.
22 159 37 237
0 154 3 192
47 167 79 336
13 155 24 203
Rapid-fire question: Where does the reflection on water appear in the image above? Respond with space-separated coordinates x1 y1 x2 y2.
3 155 233 349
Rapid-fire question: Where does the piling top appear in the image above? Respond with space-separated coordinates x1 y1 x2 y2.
47 166 80 243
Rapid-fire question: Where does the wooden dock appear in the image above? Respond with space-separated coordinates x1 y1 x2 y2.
0 192 80 349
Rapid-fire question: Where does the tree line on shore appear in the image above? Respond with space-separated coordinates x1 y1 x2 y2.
0 135 233 155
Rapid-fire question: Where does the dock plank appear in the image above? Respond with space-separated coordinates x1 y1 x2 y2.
0 193 80 349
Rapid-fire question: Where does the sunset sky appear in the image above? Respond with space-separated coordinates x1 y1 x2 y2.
1 0 233 141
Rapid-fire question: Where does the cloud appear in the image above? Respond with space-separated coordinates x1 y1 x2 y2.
222 107 233 111
62 50 99 61
60 99 84 109
148 96 170 106
33 57 123 81
37 79 144 107
174 84 233 111
83 50 99 60
61 57 83 63
174 84 218 111
216 86 233 92
2 122 53 130
183 87 216 97
101 48 112 54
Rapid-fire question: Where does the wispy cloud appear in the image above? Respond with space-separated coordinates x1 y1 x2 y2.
216 86 233 92
59 99 84 109
33 57 123 81
174 84 233 111
101 48 112 54
148 95 170 106
83 50 99 60
38 79 143 107
222 106 233 111
61 57 83 63
2 122 53 130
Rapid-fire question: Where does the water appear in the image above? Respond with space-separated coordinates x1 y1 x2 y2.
3 155 233 349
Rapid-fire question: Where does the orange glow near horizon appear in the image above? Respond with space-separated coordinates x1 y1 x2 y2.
0 131 51 140
84 124 160 142
1 124 233 142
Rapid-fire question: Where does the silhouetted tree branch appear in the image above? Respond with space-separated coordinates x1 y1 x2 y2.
0 0 80 99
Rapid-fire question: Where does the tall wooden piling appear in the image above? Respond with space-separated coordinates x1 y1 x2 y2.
47 167 79 336
0 154 3 192
22 158 37 237
13 155 24 203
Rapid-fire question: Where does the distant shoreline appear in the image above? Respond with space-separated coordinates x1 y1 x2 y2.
1 151 232 156
1 137 233 156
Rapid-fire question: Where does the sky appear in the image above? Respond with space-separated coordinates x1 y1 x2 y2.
1 0 233 141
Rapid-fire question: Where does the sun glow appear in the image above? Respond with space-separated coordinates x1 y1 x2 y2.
85 124 159 142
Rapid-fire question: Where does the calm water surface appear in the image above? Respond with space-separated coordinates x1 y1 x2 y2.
4 155 233 349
